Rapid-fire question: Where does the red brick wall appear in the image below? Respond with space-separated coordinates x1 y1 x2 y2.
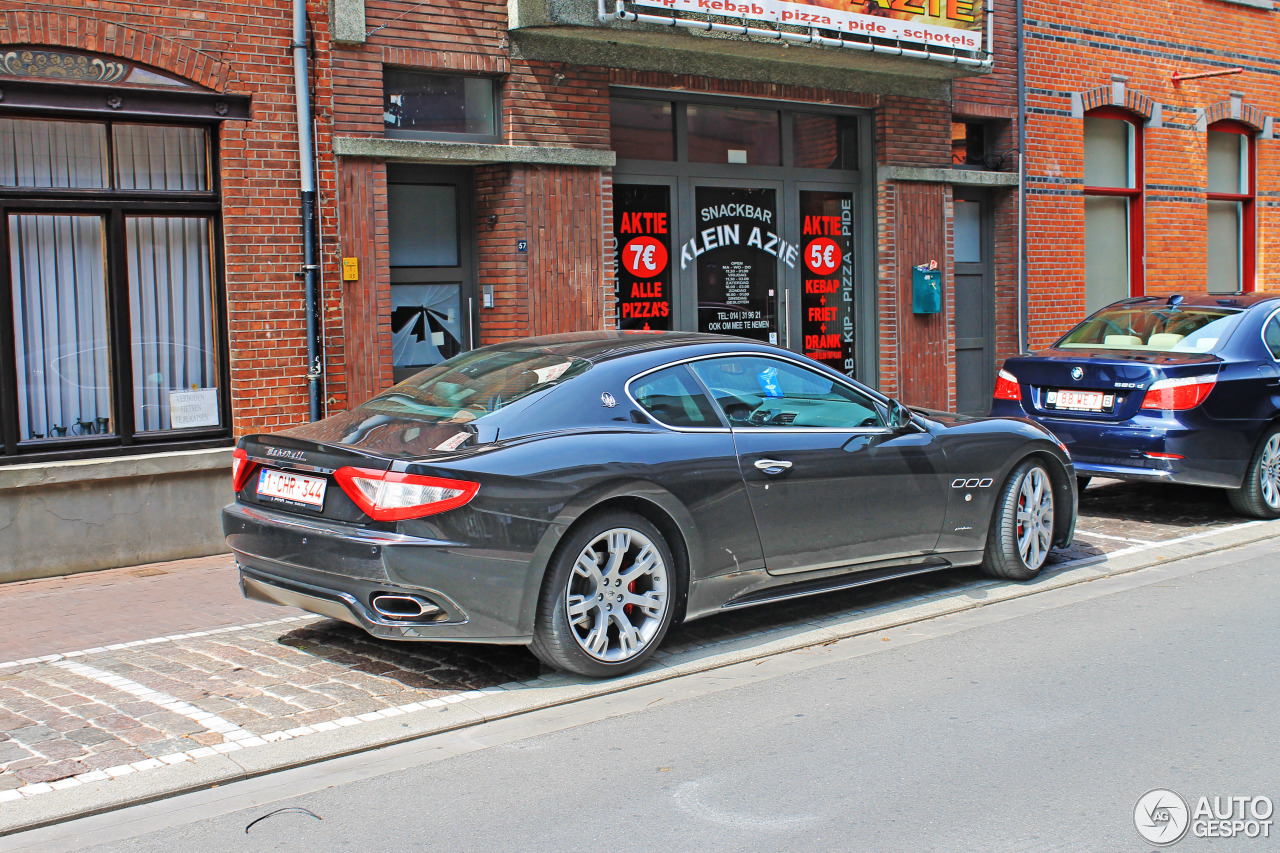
1023 0 1280 348
336 157 390 405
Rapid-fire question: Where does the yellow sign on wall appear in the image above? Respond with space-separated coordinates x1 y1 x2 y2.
342 257 359 281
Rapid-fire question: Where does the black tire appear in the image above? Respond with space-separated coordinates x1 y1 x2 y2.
982 459 1056 581
1076 476 1092 492
529 511 677 677
1227 426 1280 519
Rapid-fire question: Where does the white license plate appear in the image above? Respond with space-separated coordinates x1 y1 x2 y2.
257 468 327 507
1047 389 1111 412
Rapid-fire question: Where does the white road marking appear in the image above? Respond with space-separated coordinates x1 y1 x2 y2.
0 615 314 671
1076 529 1158 545
53 660 258 744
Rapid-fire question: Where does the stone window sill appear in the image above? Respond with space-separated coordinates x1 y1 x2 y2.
0 447 234 489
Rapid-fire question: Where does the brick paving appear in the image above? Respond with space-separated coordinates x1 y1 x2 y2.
0 619 539 792
0 478 1258 798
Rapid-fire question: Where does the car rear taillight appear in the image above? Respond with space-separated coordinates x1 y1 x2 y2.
1140 375 1217 411
334 467 480 521
994 369 1021 401
232 447 257 492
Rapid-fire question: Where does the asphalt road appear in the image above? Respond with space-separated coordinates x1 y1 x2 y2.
42 540 1280 852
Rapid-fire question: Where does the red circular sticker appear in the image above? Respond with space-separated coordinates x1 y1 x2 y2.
805 238 842 276
621 236 669 279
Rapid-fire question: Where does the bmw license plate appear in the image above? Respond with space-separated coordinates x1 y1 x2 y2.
257 468 327 508
1046 389 1113 412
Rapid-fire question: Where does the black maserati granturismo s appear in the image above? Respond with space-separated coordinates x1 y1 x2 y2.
225 332 1077 677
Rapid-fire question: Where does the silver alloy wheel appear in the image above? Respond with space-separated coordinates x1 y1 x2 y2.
1015 466 1054 570
565 527 670 662
1260 434 1280 509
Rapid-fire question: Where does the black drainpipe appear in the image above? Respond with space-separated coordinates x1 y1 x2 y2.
293 0 322 421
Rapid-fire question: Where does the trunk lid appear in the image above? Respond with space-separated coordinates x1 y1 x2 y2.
238 430 399 525
1004 348 1223 420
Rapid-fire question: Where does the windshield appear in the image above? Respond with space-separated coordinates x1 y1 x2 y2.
1056 304 1243 353
363 349 591 423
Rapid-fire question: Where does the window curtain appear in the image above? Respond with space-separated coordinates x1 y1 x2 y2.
9 214 112 440
126 217 218 431
0 119 108 189
113 125 207 191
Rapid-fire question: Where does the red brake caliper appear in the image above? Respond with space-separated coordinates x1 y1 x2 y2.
625 579 637 617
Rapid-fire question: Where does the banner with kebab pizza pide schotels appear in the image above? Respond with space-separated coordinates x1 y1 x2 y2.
629 0 984 53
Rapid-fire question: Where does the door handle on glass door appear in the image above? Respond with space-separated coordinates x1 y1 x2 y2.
754 458 793 473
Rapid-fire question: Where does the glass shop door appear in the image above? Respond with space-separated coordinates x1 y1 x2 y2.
682 182 788 347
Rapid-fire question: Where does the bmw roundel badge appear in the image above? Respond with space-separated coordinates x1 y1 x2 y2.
601 392 617 408
1071 366 1084 381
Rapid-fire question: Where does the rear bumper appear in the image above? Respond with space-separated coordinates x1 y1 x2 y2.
990 402 1250 489
223 502 535 643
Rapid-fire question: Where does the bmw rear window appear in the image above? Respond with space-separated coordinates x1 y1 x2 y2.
365 349 591 423
1056 305 1244 353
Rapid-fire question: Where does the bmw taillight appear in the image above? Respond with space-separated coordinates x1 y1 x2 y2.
994 369 1021 401
1140 375 1217 411
232 447 257 492
334 467 480 521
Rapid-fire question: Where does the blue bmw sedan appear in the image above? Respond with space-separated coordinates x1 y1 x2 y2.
992 293 1280 518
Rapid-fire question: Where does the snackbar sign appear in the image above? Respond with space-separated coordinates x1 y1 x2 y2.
632 0 982 51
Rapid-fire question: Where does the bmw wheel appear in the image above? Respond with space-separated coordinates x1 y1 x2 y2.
1228 427 1280 519
531 511 676 677
982 459 1056 581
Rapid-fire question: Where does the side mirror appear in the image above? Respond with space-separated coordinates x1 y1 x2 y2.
887 399 913 432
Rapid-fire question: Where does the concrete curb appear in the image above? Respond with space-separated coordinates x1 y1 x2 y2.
3 517 1279 835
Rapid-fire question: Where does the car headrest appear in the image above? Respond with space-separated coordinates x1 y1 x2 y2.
1147 333 1185 349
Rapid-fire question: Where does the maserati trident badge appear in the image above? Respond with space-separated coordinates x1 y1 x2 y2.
601 392 617 408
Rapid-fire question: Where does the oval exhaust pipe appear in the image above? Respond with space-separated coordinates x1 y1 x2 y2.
371 594 434 620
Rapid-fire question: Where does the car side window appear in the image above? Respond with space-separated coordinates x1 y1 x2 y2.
1265 315 1280 360
630 366 723 428
688 356 884 429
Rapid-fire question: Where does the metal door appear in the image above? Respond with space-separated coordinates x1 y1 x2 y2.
386 165 476 383
953 191 995 415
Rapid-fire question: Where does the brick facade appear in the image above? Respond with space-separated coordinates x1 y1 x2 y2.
1022 0 1280 348
4 0 1018 431
0 2 341 436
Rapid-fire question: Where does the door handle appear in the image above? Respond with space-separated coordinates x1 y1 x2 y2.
754 458 793 473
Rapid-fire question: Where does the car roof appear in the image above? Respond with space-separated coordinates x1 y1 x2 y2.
483 330 766 363
1112 292 1280 310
